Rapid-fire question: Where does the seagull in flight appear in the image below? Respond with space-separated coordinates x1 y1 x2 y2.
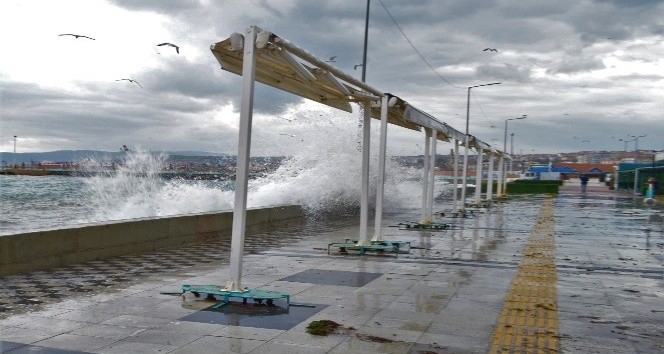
157 42 179 54
483 48 498 52
115 79 143 88
58 33 95 40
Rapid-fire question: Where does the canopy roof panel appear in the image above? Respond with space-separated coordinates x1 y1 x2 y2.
211 29 382 113
210 26 505 155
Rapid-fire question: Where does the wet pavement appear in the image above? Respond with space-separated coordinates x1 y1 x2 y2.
0 180 662 353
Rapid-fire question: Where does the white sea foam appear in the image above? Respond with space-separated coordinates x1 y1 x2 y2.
76 107 435 223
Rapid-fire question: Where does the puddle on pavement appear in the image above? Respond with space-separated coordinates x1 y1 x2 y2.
179 298 327 330
279 269 383 287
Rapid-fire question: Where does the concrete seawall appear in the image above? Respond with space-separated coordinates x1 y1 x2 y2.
0 205 305 276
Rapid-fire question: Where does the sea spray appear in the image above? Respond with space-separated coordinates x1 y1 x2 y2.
248 107 427 218
76 107 437 223
81 150 234 222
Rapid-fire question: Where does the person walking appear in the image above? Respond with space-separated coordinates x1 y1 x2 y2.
580 174 589 193
646 176 658 198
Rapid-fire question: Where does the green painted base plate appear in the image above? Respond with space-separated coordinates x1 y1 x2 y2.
397 221 451 230
182 284 290 308
326 238 409 258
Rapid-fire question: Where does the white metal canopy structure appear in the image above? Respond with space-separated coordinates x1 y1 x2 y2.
209 25 505 292
211 30 382 112
369 95 464 237
210 26 381 292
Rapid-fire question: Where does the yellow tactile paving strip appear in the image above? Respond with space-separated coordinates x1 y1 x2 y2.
489 197 559 354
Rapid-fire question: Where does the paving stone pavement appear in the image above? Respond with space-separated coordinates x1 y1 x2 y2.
1 188 662 353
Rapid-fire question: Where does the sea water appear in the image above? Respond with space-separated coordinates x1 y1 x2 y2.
1 109 447 236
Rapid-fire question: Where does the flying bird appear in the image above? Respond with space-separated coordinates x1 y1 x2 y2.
157 42 179 53
58 33 95 40
483 48 498 52
115 79 143 88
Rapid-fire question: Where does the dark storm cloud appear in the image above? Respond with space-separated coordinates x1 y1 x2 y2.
476 63 533 83
597 0 664 8
3 0 663 154
142 57 233 99
107 0 202 13
546 57 605 75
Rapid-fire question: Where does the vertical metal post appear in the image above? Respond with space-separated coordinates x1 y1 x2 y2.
452 139 460 211
13 135 17 168
497 156 504 196
461 87 471 209
486 152 494 200
372 96 388 242
361 0 370 83
421 128 431 221
510 133 515 173
226 26 257 292
634 168 640 195
474 147 483 204
427 131 437 221
502 120 509 194
357 101 372 246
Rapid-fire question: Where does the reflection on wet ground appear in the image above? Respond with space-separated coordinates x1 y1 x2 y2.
0 186 662 353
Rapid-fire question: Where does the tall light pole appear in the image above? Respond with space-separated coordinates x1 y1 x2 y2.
361 0 370 83
13 135 17 168
461 82 500 207
629 134 646 162
356 0 371 151
503 115 526 192
509 132 515 173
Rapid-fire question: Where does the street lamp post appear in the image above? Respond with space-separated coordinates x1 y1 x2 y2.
618 138 631 152
13 135 17 168
503 115 527 193
460 82 500 208
509 132 515 173
361 0 370 83
629 134 646 162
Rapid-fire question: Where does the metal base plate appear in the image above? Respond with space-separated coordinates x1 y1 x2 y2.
182 284 290 309
326 238 409 258
397 221 451 230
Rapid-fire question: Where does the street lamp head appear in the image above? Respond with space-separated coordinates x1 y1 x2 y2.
508 115 527 121
470 82 501 89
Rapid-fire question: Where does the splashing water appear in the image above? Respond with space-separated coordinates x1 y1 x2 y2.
81 150 234 222
74 108 433 225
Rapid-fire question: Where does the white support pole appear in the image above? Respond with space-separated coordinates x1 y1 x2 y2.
487 152 494 201
372 96 389 242
357 101 372 246
452 139 459 211
497 156 504 196
421 128 431 222
634 168 640 195
502 157 510 193
226 26 257 292
474 147 483 204
426 131 437 221
460 135 470 209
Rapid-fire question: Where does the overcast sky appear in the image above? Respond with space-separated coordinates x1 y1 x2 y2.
1 0 663 157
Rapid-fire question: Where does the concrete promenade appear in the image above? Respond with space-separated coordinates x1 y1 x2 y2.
1 181 662 353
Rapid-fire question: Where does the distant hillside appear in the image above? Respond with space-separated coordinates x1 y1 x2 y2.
0 150 221 164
